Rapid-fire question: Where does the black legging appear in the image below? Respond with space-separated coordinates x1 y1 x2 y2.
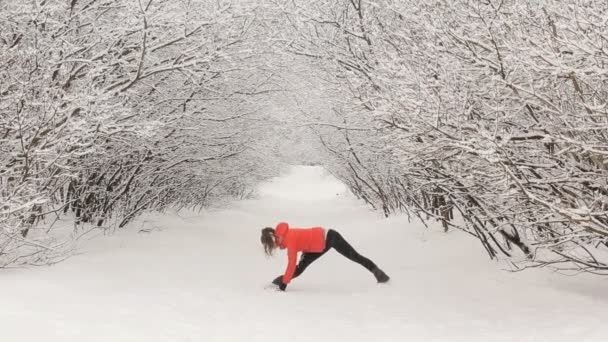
275 229 378 283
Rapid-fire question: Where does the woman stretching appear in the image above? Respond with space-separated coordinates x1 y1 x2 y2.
261 222 389 291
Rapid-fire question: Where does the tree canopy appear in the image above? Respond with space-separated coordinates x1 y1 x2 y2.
1 0 607 273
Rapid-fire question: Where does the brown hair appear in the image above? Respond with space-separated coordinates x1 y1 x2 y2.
260 227 276 256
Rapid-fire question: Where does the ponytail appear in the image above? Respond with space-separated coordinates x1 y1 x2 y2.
260 227 276 256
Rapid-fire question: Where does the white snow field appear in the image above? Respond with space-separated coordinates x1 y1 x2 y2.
1 166 607 342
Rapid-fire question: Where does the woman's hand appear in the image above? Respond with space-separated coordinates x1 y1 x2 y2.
278 282 287 291
271 275 287 291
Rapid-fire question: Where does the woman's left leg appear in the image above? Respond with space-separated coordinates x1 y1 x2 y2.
272 251 326 285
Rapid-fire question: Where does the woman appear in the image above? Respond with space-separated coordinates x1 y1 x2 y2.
261 222 389 291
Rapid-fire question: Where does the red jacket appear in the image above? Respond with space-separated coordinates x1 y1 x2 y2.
274 222 326 284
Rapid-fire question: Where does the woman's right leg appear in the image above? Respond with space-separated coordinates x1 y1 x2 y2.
326 230 377 271
326 229 389 283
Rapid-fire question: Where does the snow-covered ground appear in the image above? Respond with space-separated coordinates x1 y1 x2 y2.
2 166 607 342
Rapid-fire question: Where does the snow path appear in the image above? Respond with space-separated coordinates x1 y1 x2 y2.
2 166 607 342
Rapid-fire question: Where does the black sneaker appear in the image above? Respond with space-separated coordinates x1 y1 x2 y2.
372 267 390 283
272 276 283 286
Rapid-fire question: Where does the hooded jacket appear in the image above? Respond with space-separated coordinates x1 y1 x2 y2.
274 222 326 284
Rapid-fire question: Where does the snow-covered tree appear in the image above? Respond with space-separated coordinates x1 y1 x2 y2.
276 0 608 273
2 0 607 274
0 0 284 266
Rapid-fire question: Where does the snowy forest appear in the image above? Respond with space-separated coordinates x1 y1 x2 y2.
1 0 607 274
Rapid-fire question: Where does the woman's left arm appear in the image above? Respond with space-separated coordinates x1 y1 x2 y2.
280 247 298 290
